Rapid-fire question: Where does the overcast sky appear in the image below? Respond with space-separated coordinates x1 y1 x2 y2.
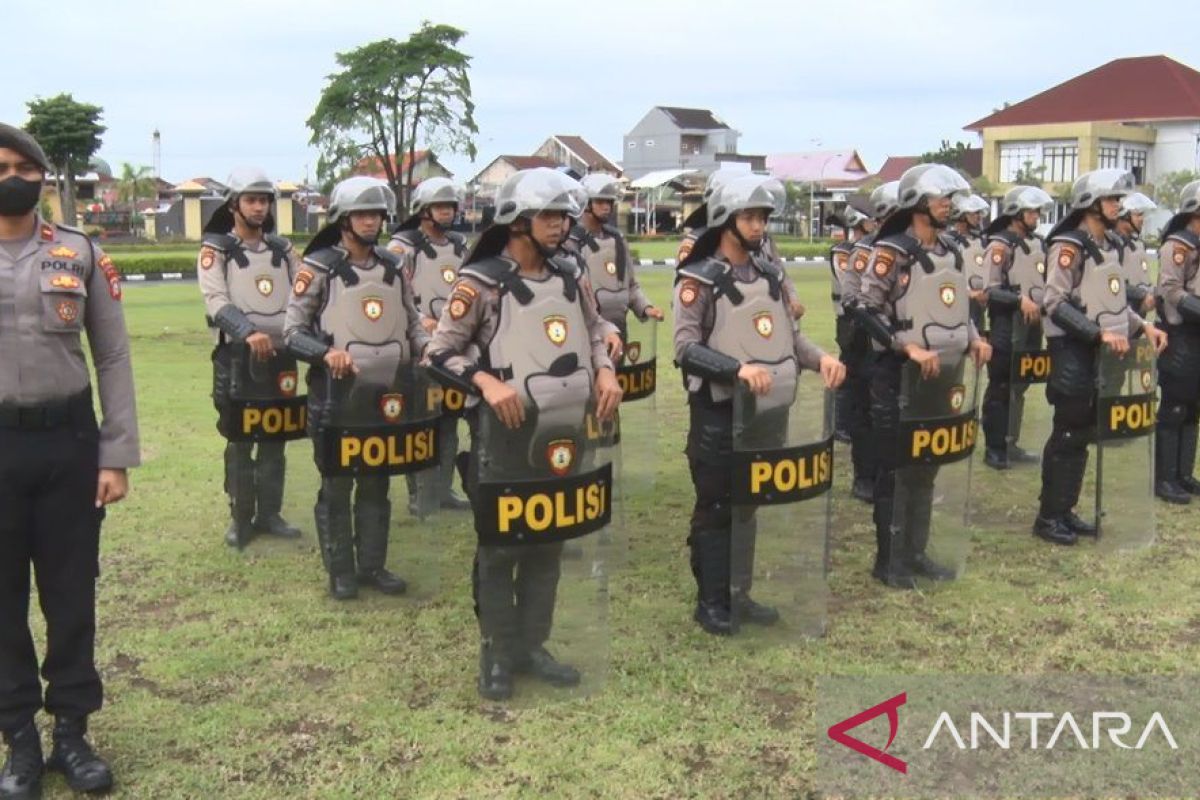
4 0 1196 184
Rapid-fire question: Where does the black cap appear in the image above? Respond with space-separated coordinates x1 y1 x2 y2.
0 123 52 173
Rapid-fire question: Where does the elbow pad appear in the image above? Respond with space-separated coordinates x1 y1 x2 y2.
212 304 255 341
1126 284 1148 307
678 343 740 384
428 357 480 396
287 330 331 363
1178 295 1200 325
859 310 896 349
1050 302 1101 343
988 288 1021 310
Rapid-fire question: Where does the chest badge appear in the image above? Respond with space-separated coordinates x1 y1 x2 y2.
899 272 911 287
56 300 79 323
974 254 984 266
950 385 966 412
939 283 958 307
1140 370 1153 392
441 267 456 284
277 371 298 397
363 297 384 321
1141 260 1148 273
1036 261 1046 275
547 439 576 476
605 261 618 276
544 315 568 346
379 393 405 422
626 341 641 364
753 311 774 339
256 276 273 296
1108 276 1121 295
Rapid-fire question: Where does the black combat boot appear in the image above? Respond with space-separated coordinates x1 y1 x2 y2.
355 495 407 595
1155 425 1191 505
315 484 358 600
1179 422 1200 495
729 519 780 626
0 721 42 800
872 493 916 589
691 529 734 635
517 647 581 688
904 483 956 581
251 446 301 537
478 640 514 701
224 443 256 549
46 717 112 795
1033 515 1077 545
851 476 874 503
1062 510 1097 537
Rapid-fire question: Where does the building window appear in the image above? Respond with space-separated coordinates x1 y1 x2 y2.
644 139 655 148
999 142 1038 182
680 135 703 156
627 141 636 149
1097 144 1119 168
1042 144 1077 183
1124 148 1147 183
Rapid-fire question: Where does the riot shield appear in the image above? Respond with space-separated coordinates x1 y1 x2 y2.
891 355 979 585
471 397 617 701
219 344 316 545
614 316 658 503
1094 339 1157 550
1008 315 1051 465
315 361 443 597
731 370 833 638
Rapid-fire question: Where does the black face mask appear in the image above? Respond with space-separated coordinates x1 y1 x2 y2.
0 177 41 217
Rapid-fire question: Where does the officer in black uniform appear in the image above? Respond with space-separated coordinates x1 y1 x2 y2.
1035 169 1167 542
198 168 303 547
0 124 138 798
979 186 1053 469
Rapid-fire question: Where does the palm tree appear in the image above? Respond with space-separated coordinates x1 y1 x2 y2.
116 163 155 236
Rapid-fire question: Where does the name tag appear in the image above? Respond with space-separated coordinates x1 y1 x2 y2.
475 463 613 545
732 437 834 506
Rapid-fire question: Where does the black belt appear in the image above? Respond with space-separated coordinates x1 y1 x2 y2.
0 390 92 430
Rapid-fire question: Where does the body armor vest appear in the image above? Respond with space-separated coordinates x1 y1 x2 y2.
570 225 629 324
951 230 988 291
886 234 969 355
994 230 1046 305
1121 235 1151 290
1161 231 1200 326
829 241 854 317
312 247 411 386
205 233 291 344
463 257 594 467
394 229 466 320
1055 230 1130 337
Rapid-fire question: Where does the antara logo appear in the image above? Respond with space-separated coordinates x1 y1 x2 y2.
827 693 908 774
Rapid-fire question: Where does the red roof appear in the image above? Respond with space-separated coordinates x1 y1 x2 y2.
875 156 919 182
966 55 1200 130
356 150 432 178
501 156 560 170
554 135 620 174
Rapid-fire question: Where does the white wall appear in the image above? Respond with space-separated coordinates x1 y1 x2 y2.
1150 120 1200 179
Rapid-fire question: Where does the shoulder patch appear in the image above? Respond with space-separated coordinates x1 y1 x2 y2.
991 245 1008 265
200 247 217 270
873 249 895 277
678 278 700 307
1057 246 1078 269
1175 248 1187 266
98 254 121 300
835 252 849 271
293 268 314 296
852 251 869 272
448 281 477 320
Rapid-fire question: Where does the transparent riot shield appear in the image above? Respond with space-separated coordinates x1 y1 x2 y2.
220 344 316 545
732 370 833 639
1008 316 1051 465
315 362 443 597
614 316 658 505
471 397 617 702
892 355 979 585
1094 339 1157 550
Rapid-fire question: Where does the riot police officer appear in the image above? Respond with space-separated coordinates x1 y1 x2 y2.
829 197 878 497
1116 192 1158 317
1154 181 1200 503
674 174 845 633
199 168 303 548
947 193 990 333
0 124 137 798
858 164 992 588
387 177 472 512
980 186 1053 469
284 177 430 598
424 168 623 699
1036 169 1167 541
564 174 664 338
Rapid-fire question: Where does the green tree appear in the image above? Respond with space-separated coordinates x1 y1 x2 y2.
1012 160 1045 188
116 163 156 234
307 22 477 215
24 93 106 227
1148 170 1200 210
970 174 997 198
919 139 973 170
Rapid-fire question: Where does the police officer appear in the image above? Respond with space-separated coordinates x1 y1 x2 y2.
563 173 664 338
199 168 303 548
674 174 845 634
858 164 992 588
947 193 990 333
0 124 137 797
284 177 429 599
678 170 805 320
829 198 878 496
1036 169 1167 541
386 177 471 512
1116 192 1158 317
980 186 1053 469
1153 181 1200 504
424 168 623 699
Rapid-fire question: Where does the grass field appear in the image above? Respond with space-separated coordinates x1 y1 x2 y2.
31 268 1198 798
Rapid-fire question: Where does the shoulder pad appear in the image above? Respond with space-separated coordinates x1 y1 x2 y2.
301 246 344 273
987 230 1018 248
53 222 89 238
936 232 961 251
201 232 239 252
1049 229 1088 249
446 231 467 246
566 224 586 242
601 223 624 241
830 241 854 255
373 245 401 267
549 255 583 279
1166 231 1200 250
389 229 418 246
876 234 916 257
264 233 292 251
676 256 730 286
459 256 517 287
